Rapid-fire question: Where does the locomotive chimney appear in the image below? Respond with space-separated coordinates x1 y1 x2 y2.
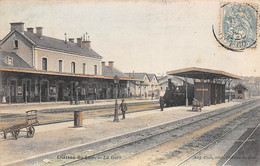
168 79 173 91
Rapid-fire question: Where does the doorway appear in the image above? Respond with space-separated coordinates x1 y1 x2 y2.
40 81 49 102
10 80 17 103
22 80 31 103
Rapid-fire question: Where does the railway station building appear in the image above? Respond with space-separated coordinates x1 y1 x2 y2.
167 67 241 106
0 22 137 104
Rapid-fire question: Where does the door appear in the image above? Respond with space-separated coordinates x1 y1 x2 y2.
10 80 16 103
23 80 31 103
41 81 48 102
58 83 64 101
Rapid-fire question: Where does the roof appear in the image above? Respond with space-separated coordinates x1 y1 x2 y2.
167 67 241 80
0 51 32 69
0 29 102 59
177 76 194 85
125 73 147 80
158 76 168 82
234 83 248 90
158 75 192 86
23 31 102 59
147 74 158 82
157 75 165 80
102 66 128 78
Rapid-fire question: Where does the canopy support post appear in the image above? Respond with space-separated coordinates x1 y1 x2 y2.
185 76 188 107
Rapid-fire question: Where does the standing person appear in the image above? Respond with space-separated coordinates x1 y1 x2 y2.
119 99 128 119
151 92 154 100
159 96 164 111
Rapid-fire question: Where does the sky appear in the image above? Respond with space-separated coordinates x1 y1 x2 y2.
0 0 259 77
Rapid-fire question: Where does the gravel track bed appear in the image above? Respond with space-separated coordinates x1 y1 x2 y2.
38 100 260 166
169 106 260 166
40 101 158 113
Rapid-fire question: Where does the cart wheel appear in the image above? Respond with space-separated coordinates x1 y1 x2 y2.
27 126 35 138
12 130 20 140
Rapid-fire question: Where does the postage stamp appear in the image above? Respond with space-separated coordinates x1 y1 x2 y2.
219 3 258 50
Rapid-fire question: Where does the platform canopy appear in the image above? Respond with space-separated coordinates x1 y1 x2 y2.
167 67 241 80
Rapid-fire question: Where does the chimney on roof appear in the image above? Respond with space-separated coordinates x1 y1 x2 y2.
77 38 82 47
108 61 114 69
36 27 43 38
10 22 24 33
27 27 34 33
82 35 91 49
68 38 74 43
102 61 106 67
82 41 91 49
64 33 67 44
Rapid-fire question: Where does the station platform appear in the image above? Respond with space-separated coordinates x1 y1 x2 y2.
0 99 245 166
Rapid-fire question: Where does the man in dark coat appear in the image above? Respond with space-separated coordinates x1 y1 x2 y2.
159 96 164 111
119 99 127 119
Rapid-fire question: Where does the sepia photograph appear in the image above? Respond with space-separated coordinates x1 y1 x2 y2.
0 0 259 165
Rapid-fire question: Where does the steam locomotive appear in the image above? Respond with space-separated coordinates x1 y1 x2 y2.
163 79 194 107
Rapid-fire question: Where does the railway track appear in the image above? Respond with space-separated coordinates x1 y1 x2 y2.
48 99 260 166
178 108 260 166
221 123 260 166
0 102 159 129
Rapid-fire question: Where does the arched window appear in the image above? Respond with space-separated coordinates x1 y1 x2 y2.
42 58 47 71
71 62 75 73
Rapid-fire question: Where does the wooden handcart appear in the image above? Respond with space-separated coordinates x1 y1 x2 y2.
192 99 202 112
1 110 39 140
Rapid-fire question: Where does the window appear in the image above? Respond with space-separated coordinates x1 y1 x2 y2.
94 65 97 75
7 57 13 66
71 62 75 73
83 63 86 74
238 90 242 94
42 58 47 71
59 60 63 72
14 40 18 49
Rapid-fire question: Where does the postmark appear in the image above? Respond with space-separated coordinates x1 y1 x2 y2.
213 3 258 52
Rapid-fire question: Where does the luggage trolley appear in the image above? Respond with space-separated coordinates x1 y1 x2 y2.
1 110 39 140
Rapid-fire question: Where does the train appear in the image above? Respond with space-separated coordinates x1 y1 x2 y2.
163 79 194 107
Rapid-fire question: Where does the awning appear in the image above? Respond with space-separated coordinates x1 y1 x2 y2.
167 67 241 80
0 67 142 81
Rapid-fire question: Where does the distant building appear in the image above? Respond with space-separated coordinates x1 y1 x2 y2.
146 74 159 98
125 73 150 98
234 83 249 100
231 77 260 96
101 61 129 99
